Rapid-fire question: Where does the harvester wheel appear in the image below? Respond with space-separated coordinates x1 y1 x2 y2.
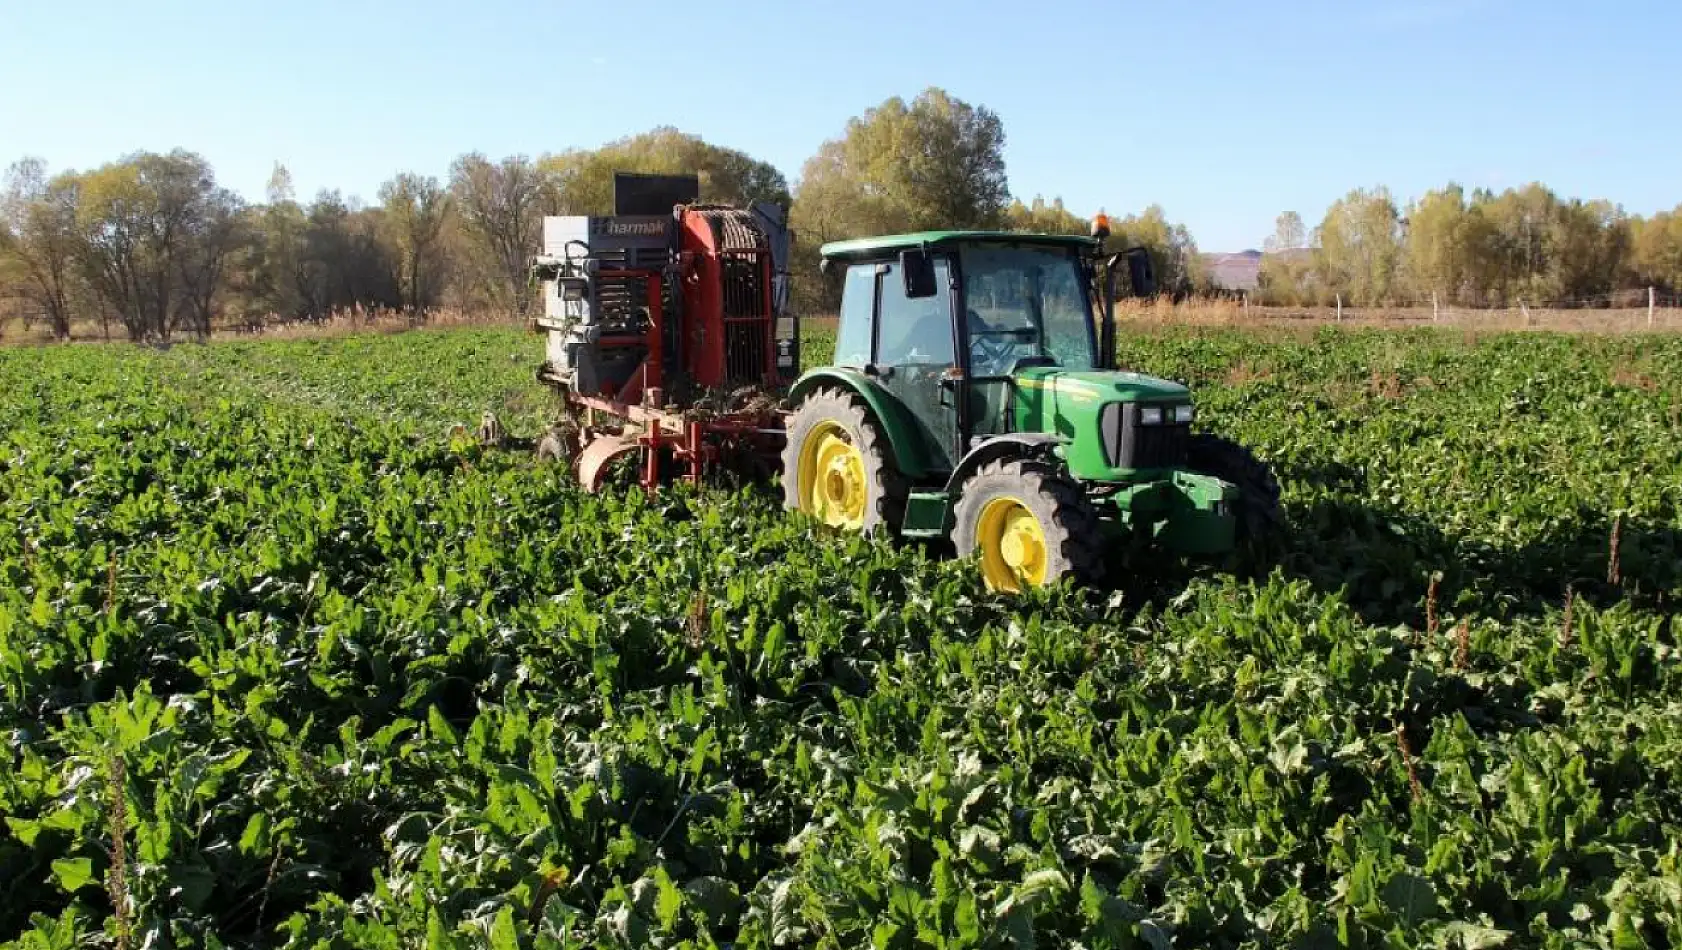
1187 434 1284 546
952 458 1105 593
782 387 906 535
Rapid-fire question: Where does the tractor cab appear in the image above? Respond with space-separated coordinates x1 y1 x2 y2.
782 229 1282 592
815 231 1184 474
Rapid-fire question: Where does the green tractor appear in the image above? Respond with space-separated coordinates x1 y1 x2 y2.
781 221 1281 592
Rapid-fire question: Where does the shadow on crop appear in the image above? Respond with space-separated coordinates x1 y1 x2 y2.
1119 456 1680 630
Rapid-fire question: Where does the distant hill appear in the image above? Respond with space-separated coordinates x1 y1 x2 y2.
1202 250 1263 291
1199 248 1312 292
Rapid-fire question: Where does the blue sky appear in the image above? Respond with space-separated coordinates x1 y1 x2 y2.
3 0 1677 251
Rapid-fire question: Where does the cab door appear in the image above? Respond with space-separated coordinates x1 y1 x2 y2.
871 256 962 474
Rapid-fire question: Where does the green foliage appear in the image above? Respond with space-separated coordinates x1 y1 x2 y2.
68 149 246 342
3 324 1680 947
1005 197 1088 237
1634 208 1682 293
14 91 1682 335
538 127 791 218
1314 186 1405 306
0 157 81 340
378 172 453 312
1108 205 1207 297
791 87 1010 312
1261 184 1665 308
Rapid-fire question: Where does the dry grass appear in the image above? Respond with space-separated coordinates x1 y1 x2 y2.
1222 359 1273 386
211 307 526 341
804 298 1681 341
0 306 527 347
1610 362 1660 391
7 296 1679 349
1116 297 1682 334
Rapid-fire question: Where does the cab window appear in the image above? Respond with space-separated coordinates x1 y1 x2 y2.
834 263 875 367
876 257 954 368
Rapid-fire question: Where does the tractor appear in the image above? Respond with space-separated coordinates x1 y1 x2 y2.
523 173 1280 593
778 220 1281 591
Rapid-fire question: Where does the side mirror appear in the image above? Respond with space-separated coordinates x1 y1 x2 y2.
1124 248 1156 298
900 248 937 299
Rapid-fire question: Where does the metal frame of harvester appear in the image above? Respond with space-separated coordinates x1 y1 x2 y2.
528 172 798 491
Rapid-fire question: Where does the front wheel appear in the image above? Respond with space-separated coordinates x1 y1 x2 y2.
952 458 1105 593
1187 434 1284 547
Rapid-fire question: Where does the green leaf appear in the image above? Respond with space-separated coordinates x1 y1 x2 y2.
428 704 459 745
954 891 980 942
682 876 741 924
488 905 519 950
769 877 802 946
654 866 683 930
1347 853 1380 911
686 727 716 779
426 908 462 950
7 817 42 847
30 589 53 627
1382 871 1438 926
51 857 94 893
1435 921 1512 949
238 812 269 855
168 861 217 912
1268 725 1310 776
1137 919 1173 950
996 867 1069 919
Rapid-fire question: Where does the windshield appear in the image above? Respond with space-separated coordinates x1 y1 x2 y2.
959 244 1096 376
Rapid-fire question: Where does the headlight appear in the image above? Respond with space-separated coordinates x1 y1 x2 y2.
1140 405 1163 425
1174 404 1195 424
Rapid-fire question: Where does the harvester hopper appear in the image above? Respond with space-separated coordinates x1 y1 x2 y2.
527 172 798 491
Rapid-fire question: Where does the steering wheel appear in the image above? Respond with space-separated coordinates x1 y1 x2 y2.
967 308 1035 374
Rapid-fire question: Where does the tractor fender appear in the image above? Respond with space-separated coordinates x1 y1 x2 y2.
944 434 1068 496
787 368 932 479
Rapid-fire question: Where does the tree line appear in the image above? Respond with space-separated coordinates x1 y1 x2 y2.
5 86 1681 341
1254 185 1682 308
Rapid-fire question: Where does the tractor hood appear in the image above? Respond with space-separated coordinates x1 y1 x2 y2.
1009 366 1193 478
1012 366 1190 406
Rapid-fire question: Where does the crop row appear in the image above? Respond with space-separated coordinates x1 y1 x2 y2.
1 326 1679 948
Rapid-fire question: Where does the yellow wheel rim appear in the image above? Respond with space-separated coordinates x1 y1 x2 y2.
976 496 1048 592
797 421 869 529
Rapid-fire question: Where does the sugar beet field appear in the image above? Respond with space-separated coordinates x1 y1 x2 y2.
2 324 1680 949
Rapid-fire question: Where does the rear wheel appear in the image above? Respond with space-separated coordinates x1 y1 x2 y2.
1187 434 1283 546
781 387 906 535
952 458 1105 593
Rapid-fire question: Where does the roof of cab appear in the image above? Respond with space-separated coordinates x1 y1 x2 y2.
818 230 1096 261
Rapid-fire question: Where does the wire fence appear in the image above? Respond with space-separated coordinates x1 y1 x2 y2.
1126 288 1682 334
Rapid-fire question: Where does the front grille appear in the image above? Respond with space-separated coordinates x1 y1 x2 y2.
1100 402 1190 469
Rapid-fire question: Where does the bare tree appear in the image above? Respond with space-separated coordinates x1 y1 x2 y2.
378 172 451 315
1 158 82 340
450 153 545 315
176 186 246 338
75 149 227 342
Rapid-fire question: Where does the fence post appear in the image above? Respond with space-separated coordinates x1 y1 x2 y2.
1650 286 1656 328
1432 292 1440 322
1336 295 1343 322
1519 298 1531 327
